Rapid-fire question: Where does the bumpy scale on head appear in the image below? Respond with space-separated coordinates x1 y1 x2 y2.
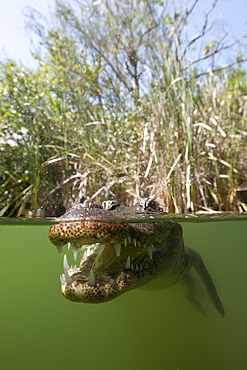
48 202 130 248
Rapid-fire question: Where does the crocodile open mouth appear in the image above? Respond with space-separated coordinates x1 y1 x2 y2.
48 202 174 303
58 238 160 303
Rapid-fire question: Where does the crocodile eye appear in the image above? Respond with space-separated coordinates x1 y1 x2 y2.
146 199 163 212
137 198 162 212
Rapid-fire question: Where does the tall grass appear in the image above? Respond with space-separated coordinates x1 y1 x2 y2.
1 60 247 216
40 69 247 215
140 71 247 213
1 0 247 216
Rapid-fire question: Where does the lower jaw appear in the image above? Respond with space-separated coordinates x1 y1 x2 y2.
59 241 160 303
60 264 158 303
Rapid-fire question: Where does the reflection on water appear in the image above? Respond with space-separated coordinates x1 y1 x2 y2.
1 212 247 225
0 219 247 370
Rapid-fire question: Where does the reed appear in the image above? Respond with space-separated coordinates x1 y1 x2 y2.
1 0 247 216
1 61 247 216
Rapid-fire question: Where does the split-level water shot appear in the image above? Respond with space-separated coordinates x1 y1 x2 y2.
1 1 247 370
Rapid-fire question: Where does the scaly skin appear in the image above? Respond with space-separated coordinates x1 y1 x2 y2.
48 199 225 317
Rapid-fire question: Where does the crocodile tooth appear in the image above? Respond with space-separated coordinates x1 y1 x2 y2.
99 242 106 256
56 244 63 257
88 269 96 287
64 269 73 285
120 272 125 281
76 240 80 249
114 243 121 257
146 246 153 259
68 242 71 250
71 244 78 260
131 264 134 270
124 238 128 247
63 255 70 271
125 256 131 269
128 235 131 243
60 274 66 284
109 279 115 286
135 265 139 271
132 238 137 247
140 264 143 270
138 241 141 247
73 248 78 260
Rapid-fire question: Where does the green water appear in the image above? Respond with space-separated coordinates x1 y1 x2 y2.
1 220 246 370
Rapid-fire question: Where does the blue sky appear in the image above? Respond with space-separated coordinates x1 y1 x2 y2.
0 0 246 69
0 0 55 67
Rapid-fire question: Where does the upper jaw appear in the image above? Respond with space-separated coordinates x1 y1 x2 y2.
48 215 170 260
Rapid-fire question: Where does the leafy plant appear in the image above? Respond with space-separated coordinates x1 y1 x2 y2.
0 0 247 216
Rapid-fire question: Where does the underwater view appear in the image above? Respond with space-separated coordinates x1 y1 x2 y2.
1 218 247 370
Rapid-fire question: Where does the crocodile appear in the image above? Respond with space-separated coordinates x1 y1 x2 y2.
48 198 225 317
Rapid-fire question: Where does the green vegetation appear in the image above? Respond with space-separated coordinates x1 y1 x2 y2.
1 0 247 216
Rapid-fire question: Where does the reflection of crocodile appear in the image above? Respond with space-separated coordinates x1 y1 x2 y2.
48 198 225 317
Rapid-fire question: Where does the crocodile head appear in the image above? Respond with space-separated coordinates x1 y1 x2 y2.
48 199 183 303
